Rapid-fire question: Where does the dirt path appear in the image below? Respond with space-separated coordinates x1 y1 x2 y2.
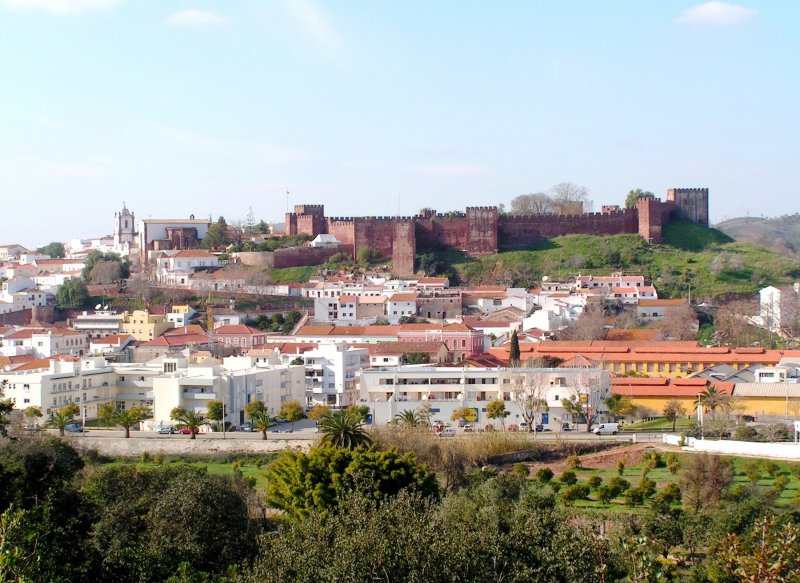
525 443 657 476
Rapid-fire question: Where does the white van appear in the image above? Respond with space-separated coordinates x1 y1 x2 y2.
592 423 620 436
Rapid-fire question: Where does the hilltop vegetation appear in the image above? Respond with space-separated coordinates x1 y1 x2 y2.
430 221 800 301
717 214 800 256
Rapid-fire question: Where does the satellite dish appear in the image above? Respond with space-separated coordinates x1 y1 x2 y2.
95 304 101 310
103 305 109 310
541 276 549 282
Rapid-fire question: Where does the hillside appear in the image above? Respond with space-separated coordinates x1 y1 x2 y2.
716 214 800 256
440 221 800 301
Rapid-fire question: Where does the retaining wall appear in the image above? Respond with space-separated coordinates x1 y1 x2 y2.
63 436 311 457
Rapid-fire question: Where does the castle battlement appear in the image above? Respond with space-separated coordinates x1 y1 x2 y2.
284 188 707 264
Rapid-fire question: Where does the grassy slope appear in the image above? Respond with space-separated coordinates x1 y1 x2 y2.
446 221 800 300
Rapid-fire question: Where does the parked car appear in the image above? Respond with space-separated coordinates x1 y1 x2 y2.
438 428 456 438
179 427 198 435
535 424 545 433
561 423 572 432
238 424 256 432
156 425 175 434
462 424 473 433
64 423 84 433
519 422 529 431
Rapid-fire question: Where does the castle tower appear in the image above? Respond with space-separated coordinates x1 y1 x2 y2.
113 203 136 247
666 188 709 227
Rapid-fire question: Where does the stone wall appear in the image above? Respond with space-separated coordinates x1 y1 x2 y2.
497 209 639 249
64 435 311 457
235 246 344 269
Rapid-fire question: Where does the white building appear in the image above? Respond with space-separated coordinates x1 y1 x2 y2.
150 355 305 428
0 352 305 427
360 366 610 429
290 343 370 407
73 310 125 339
0 326 88 358
0 278 48 315
759 284 800 335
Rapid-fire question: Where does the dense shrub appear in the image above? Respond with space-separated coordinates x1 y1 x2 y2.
559 470 578 485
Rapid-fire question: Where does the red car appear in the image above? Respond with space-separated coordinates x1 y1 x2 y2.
179 427 198 435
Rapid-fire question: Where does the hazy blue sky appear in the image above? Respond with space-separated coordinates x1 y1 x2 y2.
1 0 798 247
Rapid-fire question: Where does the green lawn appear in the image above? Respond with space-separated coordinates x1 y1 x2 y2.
561 451 800 511
106 455 275 490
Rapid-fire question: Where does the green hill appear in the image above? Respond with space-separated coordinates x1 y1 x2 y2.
716 214 800 256
440 221 800 301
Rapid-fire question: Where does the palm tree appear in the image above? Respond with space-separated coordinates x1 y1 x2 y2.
111 406 151 438
170 406 207 440
48 403 79 436
699 387 730 421
395 409 423 428
245 400 275 440
317 409 372 449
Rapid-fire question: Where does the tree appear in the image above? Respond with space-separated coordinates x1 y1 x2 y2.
22 406 43 430
510 192 554 215
561 371 603 433
605 394 636 420
263 446 438 522
450 407 472 424
36 241 65 258
244 400 275 440
346 404 370 423
97 402 115 428
307 404 331 422
48 403 80 436
356 246 380 266
715 515 800 581
663 399 687 432
508 329 521 365
558 306 607 341
699 386 731 421
510 369 550 435
0 380 13 438
203 216 230 249
404 352 431 365
395 409 424 428
550 182 590 215
206 400 224 430
110 406 151 438
680 454 733 513
82 465 256 582
55 277 89 309
89 260 122 287
624 188 655 209
317 409 372 449
279 400 304 432
653 303 698 340
81 250 129 282
486 399 510 429
169 407 207 440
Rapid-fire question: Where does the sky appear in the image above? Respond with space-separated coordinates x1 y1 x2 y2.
0 0 798 247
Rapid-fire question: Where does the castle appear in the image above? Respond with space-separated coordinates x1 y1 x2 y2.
286 188 709 275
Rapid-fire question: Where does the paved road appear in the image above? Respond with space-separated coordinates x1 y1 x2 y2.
53 427 665 443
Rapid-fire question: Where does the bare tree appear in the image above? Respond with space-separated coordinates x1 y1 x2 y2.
127 272 157 307
90 260 121 298
510 193 554 215
715 299 759 346
561 368 605 432
654 304 699 340
558 306 607 341
550 182 590 215
510 368 550 438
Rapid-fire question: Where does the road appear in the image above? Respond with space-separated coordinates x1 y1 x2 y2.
53 425 665 444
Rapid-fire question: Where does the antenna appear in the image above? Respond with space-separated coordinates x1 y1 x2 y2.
286 190 290 214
